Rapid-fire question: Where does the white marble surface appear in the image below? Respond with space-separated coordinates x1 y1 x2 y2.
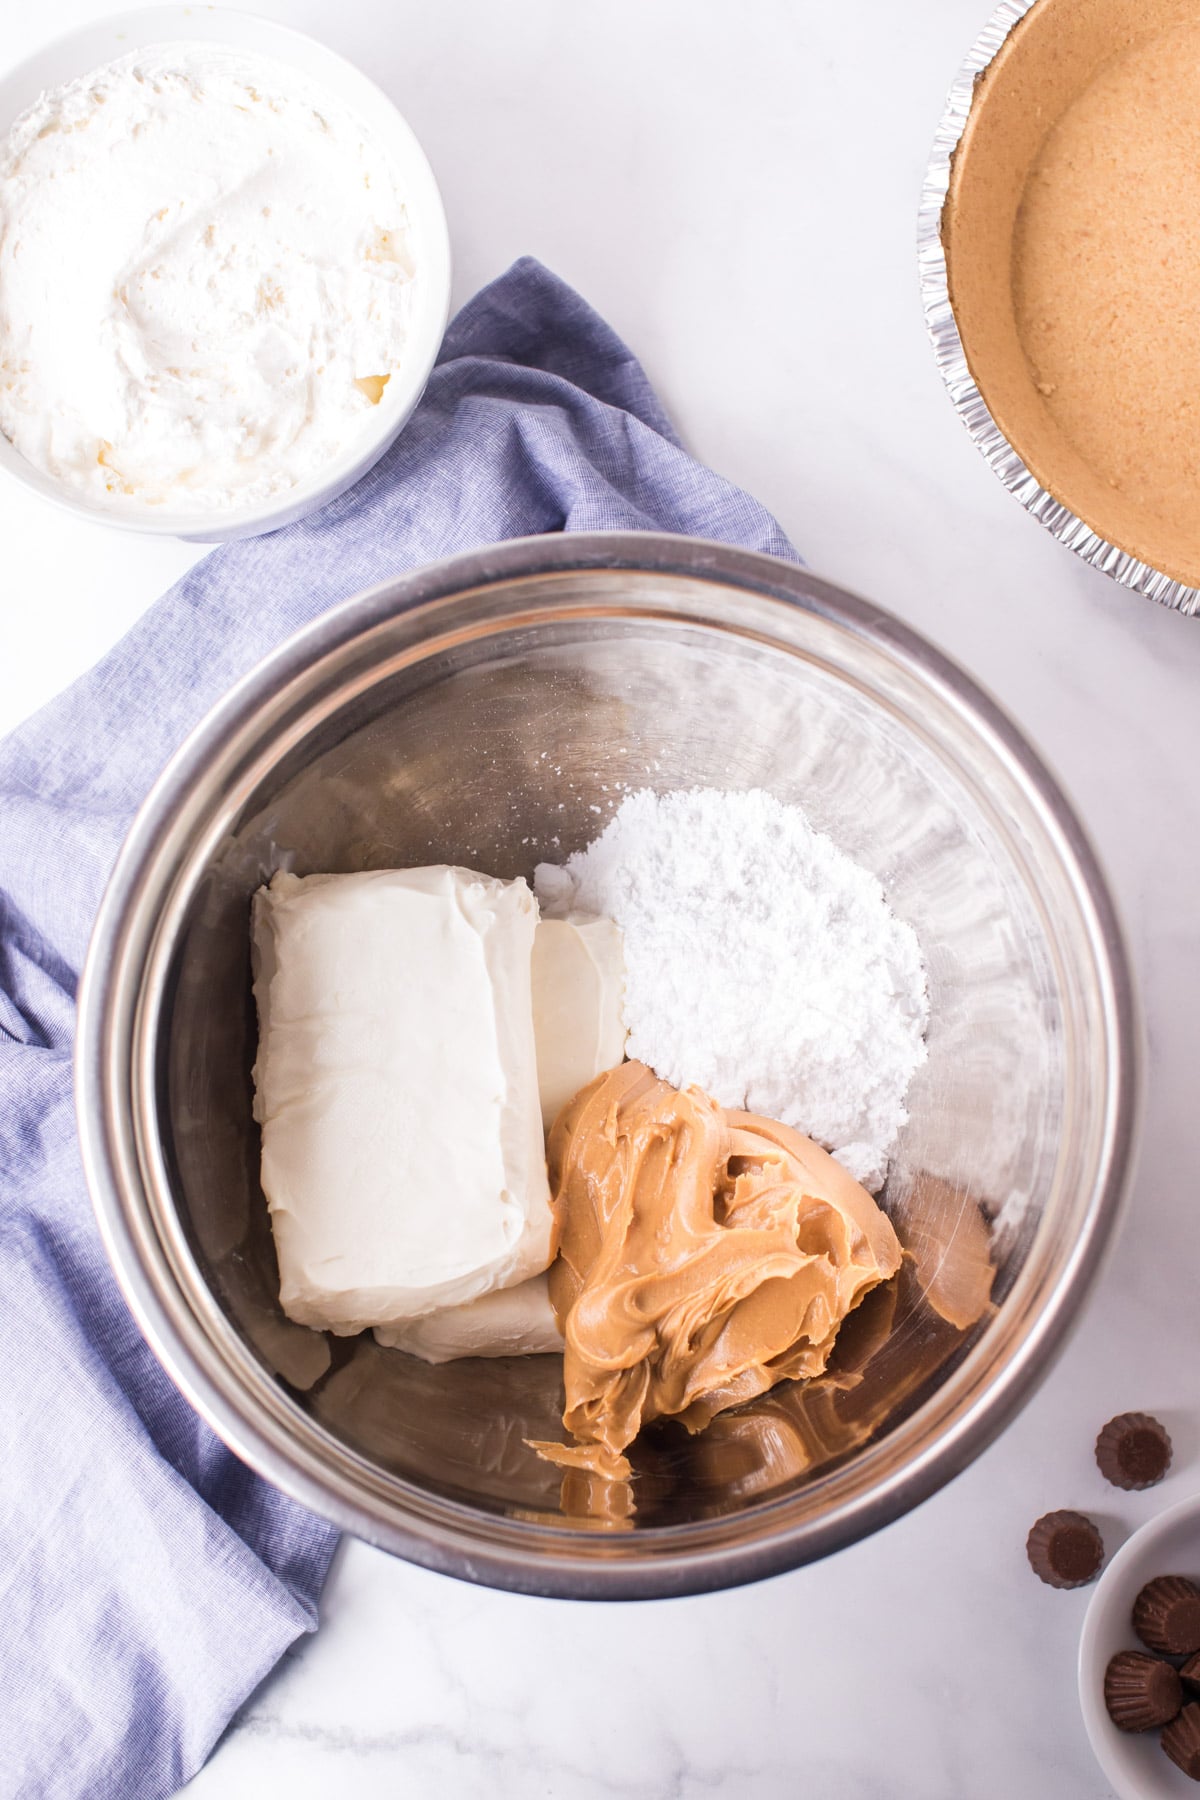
6 2 1200 1795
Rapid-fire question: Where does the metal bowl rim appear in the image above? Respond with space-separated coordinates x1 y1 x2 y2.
75 531 1142 1598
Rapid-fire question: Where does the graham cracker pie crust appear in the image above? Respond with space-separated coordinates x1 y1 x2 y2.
944 0 1200 588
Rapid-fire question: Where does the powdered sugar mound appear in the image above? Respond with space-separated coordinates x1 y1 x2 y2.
535 788 928 1193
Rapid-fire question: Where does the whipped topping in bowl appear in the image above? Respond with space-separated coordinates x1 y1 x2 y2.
0 42 418 513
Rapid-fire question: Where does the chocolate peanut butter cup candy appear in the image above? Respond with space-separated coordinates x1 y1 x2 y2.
1026 1510 1104 1588
1183 1653 1200 1693
1163 1703 1200 1781
1103 1651 1183 1732
1134 1577 1200 1656
1095 1412 1173 1490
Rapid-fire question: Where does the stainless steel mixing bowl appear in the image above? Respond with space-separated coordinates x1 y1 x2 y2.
76 533 1139 1598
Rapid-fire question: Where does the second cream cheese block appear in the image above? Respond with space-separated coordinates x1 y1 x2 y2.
374 1270 562 1362
252 867 554 1334
380 909 628 1362
531 913 627 1133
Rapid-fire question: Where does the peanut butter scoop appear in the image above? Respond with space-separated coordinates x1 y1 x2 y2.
530 1061 903 1482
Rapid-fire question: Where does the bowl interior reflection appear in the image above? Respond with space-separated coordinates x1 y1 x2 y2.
160 603 1076 1529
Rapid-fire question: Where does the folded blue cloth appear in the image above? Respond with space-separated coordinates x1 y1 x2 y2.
0 257 795 1799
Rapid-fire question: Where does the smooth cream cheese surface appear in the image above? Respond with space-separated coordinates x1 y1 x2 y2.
0 43 415 511
374 1272 563 1363
252 868 553 1335
376 920 627 1363
530 913 627 1132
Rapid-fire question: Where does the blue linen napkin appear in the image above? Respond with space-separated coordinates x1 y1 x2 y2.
0 256 796 1799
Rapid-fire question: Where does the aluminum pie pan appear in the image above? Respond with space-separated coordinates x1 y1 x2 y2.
917 0 1200 619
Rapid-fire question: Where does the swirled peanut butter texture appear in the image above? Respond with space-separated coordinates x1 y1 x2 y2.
530 1061 903 1481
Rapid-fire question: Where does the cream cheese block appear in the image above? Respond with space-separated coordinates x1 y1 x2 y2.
380 908 627 1362
531 913 627 1132
252 867 554 1335
374 1271 562 1363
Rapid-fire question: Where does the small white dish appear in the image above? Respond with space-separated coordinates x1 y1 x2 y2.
1079 1491 1200 1798
0 8 451 543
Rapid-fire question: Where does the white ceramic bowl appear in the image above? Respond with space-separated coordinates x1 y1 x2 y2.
1079 1492 1200 1797
0 8 451 543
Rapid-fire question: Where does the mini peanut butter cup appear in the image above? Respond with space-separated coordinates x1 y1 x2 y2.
1163 1702 1200 1781
1103 1650 1183 1732
1134 1577 1200 1656
1182 1652 1200 1692
1026 1510 1104 1588
1095 1412 1173 1490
